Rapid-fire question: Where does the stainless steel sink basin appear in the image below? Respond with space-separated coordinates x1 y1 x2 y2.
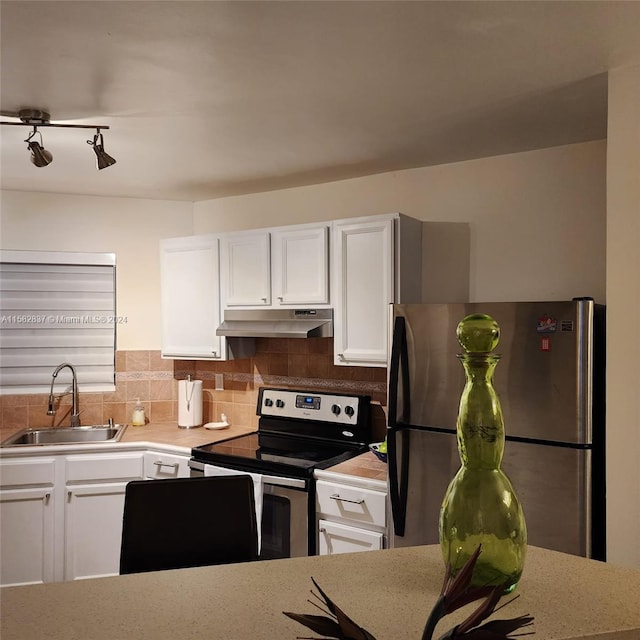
1 424 128 447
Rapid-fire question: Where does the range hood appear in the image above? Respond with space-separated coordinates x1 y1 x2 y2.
216 309 333 339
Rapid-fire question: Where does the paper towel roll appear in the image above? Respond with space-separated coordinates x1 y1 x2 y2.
178 379 203 428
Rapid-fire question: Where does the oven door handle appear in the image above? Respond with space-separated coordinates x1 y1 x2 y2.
188 460 307 490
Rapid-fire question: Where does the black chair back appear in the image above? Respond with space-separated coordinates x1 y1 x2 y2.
120 475 259 574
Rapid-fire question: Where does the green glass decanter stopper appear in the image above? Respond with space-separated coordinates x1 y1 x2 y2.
439 313 527 593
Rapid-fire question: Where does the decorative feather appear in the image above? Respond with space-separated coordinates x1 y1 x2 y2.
283 577 377 640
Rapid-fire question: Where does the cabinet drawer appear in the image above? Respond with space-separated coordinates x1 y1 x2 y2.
318 519 384 555
143 452 190 479
0 458 56 487
316 479 386 528
66 453 144 482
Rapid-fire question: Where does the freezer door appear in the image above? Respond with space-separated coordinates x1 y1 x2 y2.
387 427 596 558
391 300 601 445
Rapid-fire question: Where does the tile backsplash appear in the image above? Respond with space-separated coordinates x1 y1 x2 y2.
1 338 388 442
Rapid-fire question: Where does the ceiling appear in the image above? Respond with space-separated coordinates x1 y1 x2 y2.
1 1 640 202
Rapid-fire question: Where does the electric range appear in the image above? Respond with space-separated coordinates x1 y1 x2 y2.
189 387 372 558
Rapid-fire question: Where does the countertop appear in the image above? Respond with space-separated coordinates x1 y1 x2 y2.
2 545 639 640
118 420 256 451
0 421 389 484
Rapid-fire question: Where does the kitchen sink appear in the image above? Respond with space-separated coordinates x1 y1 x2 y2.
1 424 128 447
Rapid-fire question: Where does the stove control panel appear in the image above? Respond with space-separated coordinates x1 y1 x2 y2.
259 388 367 425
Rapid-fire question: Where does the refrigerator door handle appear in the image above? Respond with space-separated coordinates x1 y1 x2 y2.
388 426 410 536
388 316 411 427
388 315 411 537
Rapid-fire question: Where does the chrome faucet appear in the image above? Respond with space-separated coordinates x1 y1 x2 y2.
47 363 80 428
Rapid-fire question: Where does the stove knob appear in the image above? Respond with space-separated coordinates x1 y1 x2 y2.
276 399 285 408
344 405 355 417
264 398 274 407
331 404 341 415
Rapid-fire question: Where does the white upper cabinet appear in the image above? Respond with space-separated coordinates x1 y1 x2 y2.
332 213 422 368
219 230 272 307
271 225 329 305
220 223 330 309
160 235 225 360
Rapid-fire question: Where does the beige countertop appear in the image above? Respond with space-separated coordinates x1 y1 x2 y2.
323 450 387 482
2 545 639 640
1 421 388 484
119 420 256 450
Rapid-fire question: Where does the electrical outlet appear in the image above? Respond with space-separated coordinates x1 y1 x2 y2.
215 373 224 390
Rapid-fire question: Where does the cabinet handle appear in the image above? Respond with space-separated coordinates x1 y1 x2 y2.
211 350 218 357
319 527 327 533
44 492 51 503
338 353 346 361
330 493 364 505
153 460 179 469
261 297 268 302
67 490 72 500
277 296 283 301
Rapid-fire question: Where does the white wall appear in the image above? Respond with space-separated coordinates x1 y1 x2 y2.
0 191 192 349
1 142 606 352
194 141 607 304
605 65 640 569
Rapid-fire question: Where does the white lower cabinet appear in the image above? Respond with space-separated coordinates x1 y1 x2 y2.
0 457 56 587
64 453 144 581
318 519 384 554
315 477 387 555
0 450 144 586
64 481 132 581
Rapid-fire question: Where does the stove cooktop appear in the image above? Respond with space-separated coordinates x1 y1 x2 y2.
191 431 368 478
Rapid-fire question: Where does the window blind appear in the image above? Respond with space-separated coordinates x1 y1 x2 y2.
0 251 117 394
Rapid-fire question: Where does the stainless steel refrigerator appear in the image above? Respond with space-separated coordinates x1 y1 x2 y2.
387 298 606 559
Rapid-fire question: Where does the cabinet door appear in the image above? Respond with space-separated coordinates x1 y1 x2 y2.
271 225 329 305
0 487 55 586
160 235 224 359
332 218 394 366
64 452 143 580
64 482 128 581
220 231 271 306
318 519 384 555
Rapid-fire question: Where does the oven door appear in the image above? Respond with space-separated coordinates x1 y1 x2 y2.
188 460 309 559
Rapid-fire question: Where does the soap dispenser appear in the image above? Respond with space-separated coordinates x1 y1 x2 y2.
131 398 146 426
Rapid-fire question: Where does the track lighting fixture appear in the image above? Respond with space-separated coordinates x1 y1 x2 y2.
1 108 116 170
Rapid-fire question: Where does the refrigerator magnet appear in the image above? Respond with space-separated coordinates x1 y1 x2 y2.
536 314 557 333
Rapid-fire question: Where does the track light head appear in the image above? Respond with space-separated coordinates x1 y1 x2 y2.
88 131 116 170
28 141 53 167
25 128 53 167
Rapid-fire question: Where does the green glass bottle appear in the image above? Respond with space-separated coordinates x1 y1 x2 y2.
439 313 527 593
